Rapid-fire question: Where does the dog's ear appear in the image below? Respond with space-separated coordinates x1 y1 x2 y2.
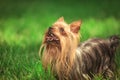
57 17 64 22
70 20 82 33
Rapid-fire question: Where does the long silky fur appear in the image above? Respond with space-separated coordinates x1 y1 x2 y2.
40 29 80 80
40 35 119 80
39 17 119 80
70 36 120 80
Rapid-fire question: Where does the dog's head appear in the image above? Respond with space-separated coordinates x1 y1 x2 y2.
44 17 82 51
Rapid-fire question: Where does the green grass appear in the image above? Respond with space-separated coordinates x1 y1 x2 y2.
0 0 120 80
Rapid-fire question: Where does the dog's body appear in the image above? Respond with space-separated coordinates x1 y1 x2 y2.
40 17 119 80
69 36 119 80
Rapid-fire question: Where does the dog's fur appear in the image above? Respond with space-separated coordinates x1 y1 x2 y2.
40 17 120 80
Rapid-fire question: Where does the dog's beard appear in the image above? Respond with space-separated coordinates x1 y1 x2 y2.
41 31 62 67
42 30 77 78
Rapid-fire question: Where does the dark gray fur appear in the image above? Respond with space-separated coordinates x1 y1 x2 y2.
68 35 120 80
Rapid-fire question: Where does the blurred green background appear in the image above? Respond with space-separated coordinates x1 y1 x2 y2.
0 0 120 80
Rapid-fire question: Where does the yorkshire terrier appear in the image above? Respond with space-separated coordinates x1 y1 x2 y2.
39 17 120 80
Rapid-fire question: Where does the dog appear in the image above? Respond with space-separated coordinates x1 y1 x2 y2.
39 17 120 80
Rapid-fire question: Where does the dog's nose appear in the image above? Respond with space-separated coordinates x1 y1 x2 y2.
49 27 52 30
48 27 53 32
48 27 53 34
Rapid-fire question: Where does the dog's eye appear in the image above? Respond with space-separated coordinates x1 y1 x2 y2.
59 28 67 36
59 28 64 33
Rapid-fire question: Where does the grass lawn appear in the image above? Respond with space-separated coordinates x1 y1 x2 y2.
0 0 120 80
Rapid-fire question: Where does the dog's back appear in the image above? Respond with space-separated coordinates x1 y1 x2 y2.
71 35 120 80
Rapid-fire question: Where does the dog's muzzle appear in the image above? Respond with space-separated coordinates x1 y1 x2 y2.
45 27 59 42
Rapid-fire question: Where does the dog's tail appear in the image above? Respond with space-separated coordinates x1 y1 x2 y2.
109 35 120 52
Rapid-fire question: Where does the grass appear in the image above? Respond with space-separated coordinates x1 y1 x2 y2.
0 0 120 80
